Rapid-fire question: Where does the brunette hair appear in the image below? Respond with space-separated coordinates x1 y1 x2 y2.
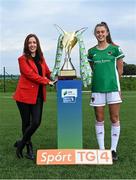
23 34 43 60
94 22 114 44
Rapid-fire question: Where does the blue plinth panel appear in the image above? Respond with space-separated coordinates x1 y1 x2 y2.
57 80 82 149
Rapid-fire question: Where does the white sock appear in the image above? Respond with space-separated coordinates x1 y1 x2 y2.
111 121 120 152
95 120 105 150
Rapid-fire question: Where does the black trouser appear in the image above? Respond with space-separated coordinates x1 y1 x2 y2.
16 98 43 143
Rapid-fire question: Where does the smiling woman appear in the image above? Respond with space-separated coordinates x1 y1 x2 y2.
88 22 125 162
12 34 55 160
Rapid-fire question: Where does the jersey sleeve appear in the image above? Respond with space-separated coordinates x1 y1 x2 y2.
115 46 125 60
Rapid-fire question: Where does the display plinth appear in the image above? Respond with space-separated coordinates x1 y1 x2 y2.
57 80 82 149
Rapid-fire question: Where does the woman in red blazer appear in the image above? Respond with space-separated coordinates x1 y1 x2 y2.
13 34 55 160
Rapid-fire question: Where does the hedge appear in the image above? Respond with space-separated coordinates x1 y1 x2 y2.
0 77 136 92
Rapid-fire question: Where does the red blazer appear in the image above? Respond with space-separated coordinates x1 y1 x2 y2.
13 55 51 104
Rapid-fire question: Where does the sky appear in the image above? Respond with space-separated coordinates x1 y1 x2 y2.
0 0 136 75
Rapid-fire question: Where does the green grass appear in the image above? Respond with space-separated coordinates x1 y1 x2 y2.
0 91 136 179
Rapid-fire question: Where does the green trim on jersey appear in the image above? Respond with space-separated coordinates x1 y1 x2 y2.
88 44 125 92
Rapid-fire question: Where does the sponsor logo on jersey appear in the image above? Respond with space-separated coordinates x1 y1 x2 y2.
108 51 112 55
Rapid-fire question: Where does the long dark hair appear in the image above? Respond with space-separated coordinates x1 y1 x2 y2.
23 34 43 60
94 22 114 44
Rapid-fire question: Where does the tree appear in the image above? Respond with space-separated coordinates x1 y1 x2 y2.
123 63 136 75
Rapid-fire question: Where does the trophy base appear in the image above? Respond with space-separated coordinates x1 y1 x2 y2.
58 70 76 80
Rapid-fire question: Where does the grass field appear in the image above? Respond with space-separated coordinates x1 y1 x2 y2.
0 91 136 179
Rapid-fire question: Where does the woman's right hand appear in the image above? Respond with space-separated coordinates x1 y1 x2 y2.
49 80 57 86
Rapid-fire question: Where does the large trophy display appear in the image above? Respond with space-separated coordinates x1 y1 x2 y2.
36 26 113 165
51 25 92 149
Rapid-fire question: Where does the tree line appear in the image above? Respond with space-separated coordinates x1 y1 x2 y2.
0 63 136 79
123 62 136 75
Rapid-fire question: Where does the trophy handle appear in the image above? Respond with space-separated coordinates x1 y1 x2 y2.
75 27 88 35
54 24 66 35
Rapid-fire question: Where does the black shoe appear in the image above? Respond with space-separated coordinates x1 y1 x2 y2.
112 150 118 161
16 140 25 158
25 142 35 160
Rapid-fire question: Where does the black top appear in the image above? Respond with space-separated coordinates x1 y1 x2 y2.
33 54 43 99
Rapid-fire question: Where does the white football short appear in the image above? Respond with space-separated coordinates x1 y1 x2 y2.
90 92 122 106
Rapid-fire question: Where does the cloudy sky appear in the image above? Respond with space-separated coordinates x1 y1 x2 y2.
0 0 136 75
